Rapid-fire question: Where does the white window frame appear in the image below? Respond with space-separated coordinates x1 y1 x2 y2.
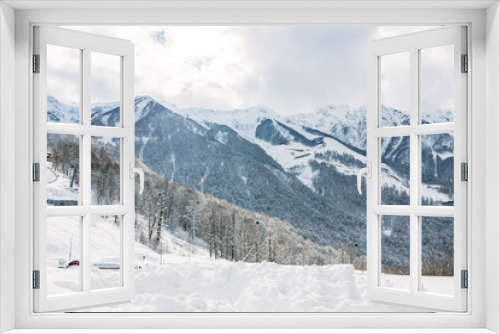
33 25 136 312
0 2 498 333
365 26 468 312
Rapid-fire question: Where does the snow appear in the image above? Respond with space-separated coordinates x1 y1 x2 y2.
84 258 426 312
164 103 370 193
214 131 228 144
421 276 454 296
134 96 154 122
49 96 453 205
46 165 79 204
421 101 454 124
289 104 367 151
43 157 454 313
161 101 452 202
252 134 366 191
381 163 452 204
45 96 456 312
47 95 80 124
47 214 453 313
380 273 411 291
176 105 317 143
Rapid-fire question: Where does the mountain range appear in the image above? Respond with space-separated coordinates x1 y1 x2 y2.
47 95 455 263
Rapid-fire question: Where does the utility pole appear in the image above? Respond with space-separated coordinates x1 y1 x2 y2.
156 193 165 247
69 158 79 188
255 221 260 263
69 235 73 262
101 173 107 205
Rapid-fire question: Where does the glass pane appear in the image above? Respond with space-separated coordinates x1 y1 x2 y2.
91 215 122 290
421 45 454 124
91 136 121 205
47 133 80 206
421 133 454 206
380 52 410 127
47 45 81 124
421 217 454 296
91 52 121 127
46 216 81 296
381 136 410 205
380 215 410 291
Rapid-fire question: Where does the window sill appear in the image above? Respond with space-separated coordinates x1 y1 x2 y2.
5 328 495 334
4 329 498 334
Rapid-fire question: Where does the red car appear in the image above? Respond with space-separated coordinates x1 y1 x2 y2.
67 260 79 268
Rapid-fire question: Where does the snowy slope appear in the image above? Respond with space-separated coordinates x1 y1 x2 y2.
46 96 454 262
171 104 366 191
175 105 290 140
85 260 429 312
289 105 368 152
47 95 80 124
47 213 450 313
46 165 79 204
289 103 453 151
44 126 452 312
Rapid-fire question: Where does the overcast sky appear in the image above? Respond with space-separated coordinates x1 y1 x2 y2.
55 25 451 116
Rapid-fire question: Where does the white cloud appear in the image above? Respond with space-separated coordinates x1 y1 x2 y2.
60 25 450 116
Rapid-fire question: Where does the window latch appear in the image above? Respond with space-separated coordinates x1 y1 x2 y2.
357 162 372 195
129 161 144 195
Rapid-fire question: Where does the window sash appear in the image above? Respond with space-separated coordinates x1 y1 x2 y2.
366 26 468 312
33 25 135 312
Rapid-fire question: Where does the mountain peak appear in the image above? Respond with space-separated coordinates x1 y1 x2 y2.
135 95 154 103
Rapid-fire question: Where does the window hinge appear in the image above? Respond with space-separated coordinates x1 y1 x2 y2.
32 270 40 289
461 162 468 181
33 163 40 182
461 270 468 289
33 54 40 73
461 54 468 73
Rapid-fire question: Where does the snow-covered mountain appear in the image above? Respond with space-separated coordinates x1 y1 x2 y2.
171 104 367 189
289 103 453 152
46 94 454 213
46 95 455 263
47 95 80 124
171 101 453 203
289 105 368 152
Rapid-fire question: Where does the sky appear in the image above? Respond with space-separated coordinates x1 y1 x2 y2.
51 25 452 116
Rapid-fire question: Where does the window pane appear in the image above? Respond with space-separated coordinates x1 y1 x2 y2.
420 45 454 124
381 136 410 205
380 215 410 291
46 44 81 124
91 137 121 205
91 52 121 127
380 52 410 127
91 215 122 290
47 133 80 206
421 133 454 206
46 216 81 296
421 216 454 296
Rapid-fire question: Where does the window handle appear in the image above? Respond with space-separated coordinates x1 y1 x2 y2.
357 162 372 195
129 162 144 195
